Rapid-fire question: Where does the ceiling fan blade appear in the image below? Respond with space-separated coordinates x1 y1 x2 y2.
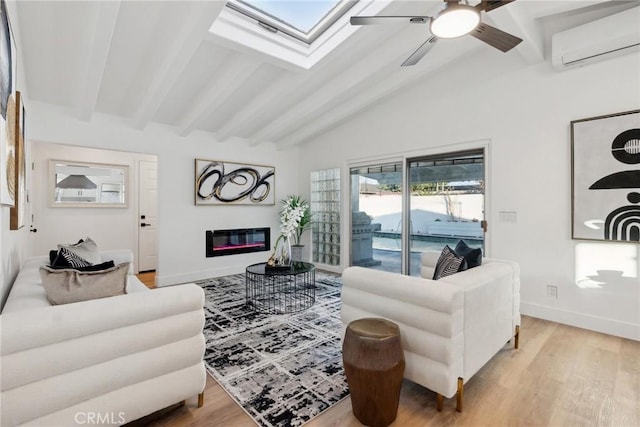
470 22 522 52
401 36 439 67
350 16 430 26
475 1 516 13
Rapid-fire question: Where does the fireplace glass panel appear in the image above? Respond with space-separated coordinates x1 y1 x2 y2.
206 227 270 257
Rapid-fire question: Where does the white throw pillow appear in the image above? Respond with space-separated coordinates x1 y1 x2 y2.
57 237 101 265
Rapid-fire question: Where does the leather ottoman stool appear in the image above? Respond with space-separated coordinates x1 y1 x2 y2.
342 318 405 427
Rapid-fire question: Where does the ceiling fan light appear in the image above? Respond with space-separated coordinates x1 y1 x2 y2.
430 5 480 39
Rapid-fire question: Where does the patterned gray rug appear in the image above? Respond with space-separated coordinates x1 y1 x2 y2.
196 271 348 427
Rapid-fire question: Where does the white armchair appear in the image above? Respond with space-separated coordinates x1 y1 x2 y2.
341 251 520 411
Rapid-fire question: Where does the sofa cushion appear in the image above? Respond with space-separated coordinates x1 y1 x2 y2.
455 240 482 269
39 262 129 305
432 246 465 280
57 237 101 265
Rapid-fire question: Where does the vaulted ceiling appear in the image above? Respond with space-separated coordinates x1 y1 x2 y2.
13 0 639 149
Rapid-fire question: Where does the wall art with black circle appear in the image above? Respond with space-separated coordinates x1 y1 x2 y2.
195 159 275 205
572 110 640 242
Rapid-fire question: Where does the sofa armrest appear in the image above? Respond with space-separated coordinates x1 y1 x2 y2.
1 284 204 355
341 267 463 337
440 262 519 379
341 266 465 398
1 284 206 426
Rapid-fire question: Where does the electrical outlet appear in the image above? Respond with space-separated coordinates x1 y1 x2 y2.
546 285 558 299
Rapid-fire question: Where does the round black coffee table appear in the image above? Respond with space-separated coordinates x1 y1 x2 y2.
245 262 316 314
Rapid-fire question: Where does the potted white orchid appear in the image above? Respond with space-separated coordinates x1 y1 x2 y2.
279 195 312 262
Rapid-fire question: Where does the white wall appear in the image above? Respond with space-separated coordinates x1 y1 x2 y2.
0 202 29 309
298 51 640 341
29 141 156 272
27 103 300 285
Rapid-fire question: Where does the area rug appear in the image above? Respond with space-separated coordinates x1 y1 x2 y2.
196 271 348 427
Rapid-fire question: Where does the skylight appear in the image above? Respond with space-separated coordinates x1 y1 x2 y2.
226 0 357 44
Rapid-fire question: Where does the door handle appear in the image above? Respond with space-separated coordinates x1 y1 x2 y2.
141 223 151 227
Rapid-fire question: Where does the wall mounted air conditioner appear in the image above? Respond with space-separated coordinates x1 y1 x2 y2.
551 6 640 70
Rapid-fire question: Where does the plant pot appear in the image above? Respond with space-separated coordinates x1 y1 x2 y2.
291 245 304 262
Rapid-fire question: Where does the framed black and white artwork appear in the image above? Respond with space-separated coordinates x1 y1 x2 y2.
571 109 640 242
195 158 275 205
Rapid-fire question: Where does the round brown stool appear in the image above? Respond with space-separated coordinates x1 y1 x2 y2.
342 318 405 427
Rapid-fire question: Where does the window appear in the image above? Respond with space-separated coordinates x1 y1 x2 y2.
311 168 341 266
226 0 358 44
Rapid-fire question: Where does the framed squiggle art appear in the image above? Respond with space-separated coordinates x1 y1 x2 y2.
195 159 275 205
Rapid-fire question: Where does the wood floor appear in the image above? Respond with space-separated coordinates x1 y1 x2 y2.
136 315 639 427
136 271 156 289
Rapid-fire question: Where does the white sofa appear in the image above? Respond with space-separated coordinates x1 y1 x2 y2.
341 250 520 411
0 250 207 426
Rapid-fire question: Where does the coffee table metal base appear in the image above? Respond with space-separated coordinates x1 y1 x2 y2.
245 262 316 314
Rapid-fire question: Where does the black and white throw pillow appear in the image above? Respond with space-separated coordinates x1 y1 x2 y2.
432 246 464 280
57 237 101 265
59 247 93 268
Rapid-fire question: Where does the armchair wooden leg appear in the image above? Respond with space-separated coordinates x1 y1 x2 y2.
436 393 443 412
198 392 204 408
515 325 520 350
456 378 464 412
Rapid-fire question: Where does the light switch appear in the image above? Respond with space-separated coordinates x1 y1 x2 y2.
499 211 517 223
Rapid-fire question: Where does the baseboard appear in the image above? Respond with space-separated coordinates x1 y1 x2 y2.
521 301 640 341
156 265 246 286
157 261 341 287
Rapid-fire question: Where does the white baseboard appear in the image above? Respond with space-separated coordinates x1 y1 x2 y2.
156 265 246 286
157 261 343 286
521 301 640 341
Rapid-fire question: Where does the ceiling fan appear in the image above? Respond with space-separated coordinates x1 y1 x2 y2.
351 0 523 66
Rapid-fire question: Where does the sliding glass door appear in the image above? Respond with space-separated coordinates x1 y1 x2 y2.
407 150 485 276
350 161 403 273
349 149 485 276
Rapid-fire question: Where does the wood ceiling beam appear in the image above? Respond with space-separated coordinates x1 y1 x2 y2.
275 45 491 148
214 8 415 142
177 54 263 137
215 72 297 142
76 1 121 122
249 25 443 143
132 2 225 130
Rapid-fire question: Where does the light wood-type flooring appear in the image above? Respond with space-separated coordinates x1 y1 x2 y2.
133 274 639 427
136 271 156 289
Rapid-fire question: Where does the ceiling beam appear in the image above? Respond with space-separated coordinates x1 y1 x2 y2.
215 72 297 142
214 5 419 142
249 25 445 143
275 45 494 148
76 1 121 122
176 53 263 137
132 1 225 130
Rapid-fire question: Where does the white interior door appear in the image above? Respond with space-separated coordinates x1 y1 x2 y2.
138 160 157 272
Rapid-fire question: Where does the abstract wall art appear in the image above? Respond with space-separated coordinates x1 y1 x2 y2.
0 0 16 206
195 159 275 205
571 109 640 242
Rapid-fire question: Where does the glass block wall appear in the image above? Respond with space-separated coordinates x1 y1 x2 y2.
310 168 340 266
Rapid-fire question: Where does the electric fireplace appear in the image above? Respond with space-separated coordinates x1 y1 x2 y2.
206 227 270 257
